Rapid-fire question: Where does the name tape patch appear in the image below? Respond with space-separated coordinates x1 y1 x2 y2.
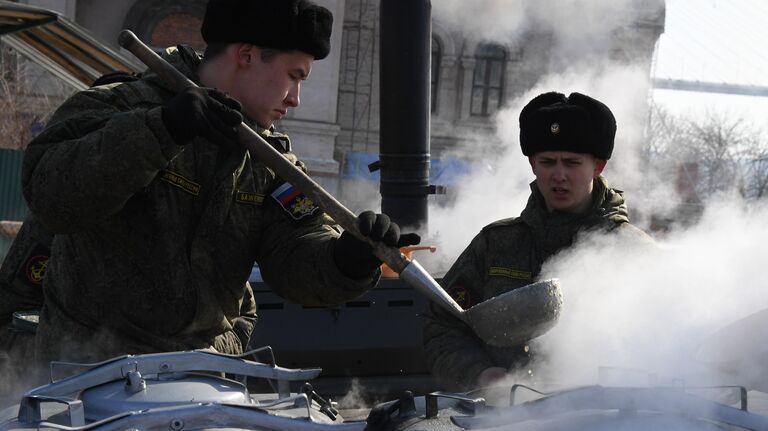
236 191 265 205
488 266 532 280
160 170 200 196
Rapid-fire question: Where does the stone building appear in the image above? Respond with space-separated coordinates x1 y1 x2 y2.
7 0 665 201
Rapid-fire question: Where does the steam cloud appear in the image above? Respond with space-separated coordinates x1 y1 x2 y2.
535 198 768 389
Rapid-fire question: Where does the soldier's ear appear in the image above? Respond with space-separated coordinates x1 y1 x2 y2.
528 156 536 172
235 43 255 67
594 159 607 176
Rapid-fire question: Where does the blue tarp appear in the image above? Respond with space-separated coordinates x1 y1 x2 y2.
342 151 481 186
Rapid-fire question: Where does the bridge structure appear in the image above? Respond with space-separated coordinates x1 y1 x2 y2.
651 0 768 99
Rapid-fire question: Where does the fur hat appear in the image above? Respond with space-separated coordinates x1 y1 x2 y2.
201 0 333 60
519 91 616 160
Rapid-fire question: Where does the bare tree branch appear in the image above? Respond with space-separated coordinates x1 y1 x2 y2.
0 44 74 150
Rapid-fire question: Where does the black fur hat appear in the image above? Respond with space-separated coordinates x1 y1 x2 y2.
519 91 616 160
201 0 333 60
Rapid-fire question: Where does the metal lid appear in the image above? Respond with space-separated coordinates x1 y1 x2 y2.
80 372 250 421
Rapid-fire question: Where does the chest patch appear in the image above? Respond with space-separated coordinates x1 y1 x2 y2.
488 266 532 280
446 284 473 309
160 170 200 196
271 182 320 220
236 191 265 206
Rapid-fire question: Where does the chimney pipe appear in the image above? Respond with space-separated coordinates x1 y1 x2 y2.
378 0 432 232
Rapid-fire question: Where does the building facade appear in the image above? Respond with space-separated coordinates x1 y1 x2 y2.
10 0 665 201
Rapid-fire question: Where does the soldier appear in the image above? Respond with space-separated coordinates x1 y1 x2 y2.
422 91 652 391
21 0 417 364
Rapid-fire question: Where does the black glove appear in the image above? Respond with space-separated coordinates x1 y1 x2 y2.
333 211 421 279
161 86 243 148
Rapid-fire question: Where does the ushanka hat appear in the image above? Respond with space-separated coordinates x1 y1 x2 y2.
201 0 333 60
519 91 616 160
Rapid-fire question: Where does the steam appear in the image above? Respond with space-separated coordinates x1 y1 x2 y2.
532 198 768 388
335 378 368 408
432 0 652 50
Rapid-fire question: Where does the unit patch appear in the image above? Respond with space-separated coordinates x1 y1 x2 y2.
25 255 49 286
236 191 265 205
160 170 200 196
271 182 320 220
488 266 532 280
16 242 51 289
446 284 472 310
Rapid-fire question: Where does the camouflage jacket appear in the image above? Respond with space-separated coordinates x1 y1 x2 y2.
422 176 653 391
22 46 376 363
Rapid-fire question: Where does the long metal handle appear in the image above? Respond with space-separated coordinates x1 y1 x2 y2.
117 30 466 321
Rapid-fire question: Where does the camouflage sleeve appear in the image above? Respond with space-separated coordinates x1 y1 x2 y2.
213 282 257 355
22 86 182 233
0 214 52 324
255 180 376 306
422 232 497 391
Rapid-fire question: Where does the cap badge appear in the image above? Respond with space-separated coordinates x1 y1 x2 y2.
550 123 560 135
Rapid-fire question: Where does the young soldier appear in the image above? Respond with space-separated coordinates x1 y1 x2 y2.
423 91 652 391
21 0 417 364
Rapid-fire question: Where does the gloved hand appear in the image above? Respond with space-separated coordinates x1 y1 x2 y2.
333 211 421 279
161 86 243 148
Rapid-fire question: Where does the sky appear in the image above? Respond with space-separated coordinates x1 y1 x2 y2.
652 0 768 132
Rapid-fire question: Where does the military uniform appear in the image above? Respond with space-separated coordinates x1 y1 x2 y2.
22 46 376 364
422 176 652 391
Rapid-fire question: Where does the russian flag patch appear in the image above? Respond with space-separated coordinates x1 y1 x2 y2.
271 182 320 220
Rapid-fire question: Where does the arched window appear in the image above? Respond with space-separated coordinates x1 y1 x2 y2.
471 44 506 116
123 0 207 52
431 36 441 114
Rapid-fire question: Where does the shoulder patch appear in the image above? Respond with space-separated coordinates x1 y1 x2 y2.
18 242 51 288
160 170 200 196
271 182 320 220
488 266 532 280
25 255 48 286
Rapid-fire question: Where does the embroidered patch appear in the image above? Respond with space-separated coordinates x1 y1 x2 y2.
488 266 532 280
236 191 265 205
271 182 320 220
25 255 49 285
447 285 472 309
160 170 200 196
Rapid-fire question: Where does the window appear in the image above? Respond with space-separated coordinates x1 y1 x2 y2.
470 44 506 116
123 0 207 52
150 13 205 52
431 36 441 113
